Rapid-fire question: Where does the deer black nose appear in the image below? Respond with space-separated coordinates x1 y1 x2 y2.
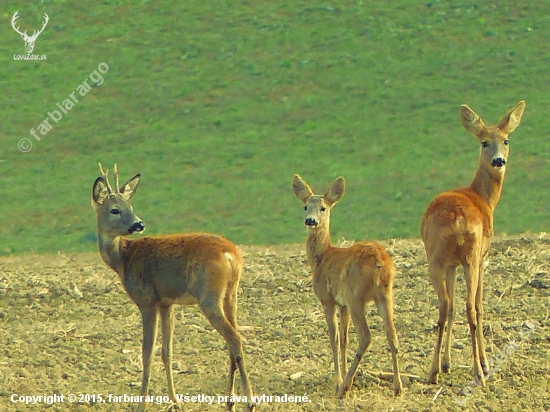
128 221 145 234
492 158 506 167
305 217 318 227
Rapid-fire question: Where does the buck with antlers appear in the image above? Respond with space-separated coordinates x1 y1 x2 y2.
91 164 255 412
11 11 49 54
420 101 525 386
292 174 403 398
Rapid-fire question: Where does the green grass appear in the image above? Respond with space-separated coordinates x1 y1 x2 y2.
2 1 550 255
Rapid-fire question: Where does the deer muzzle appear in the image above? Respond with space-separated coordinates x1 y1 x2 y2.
128 221 145 234
305 217 318 227
491 157 506 168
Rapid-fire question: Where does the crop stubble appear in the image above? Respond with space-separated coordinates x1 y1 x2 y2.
0 236 549 411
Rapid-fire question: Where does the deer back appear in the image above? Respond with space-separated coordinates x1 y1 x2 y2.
121 233 243 307
314 242 395 306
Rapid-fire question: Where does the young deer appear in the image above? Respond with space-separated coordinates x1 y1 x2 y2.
420 101 525 386
292 174 403 398
91 164 255 412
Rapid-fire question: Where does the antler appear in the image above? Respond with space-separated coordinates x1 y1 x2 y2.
11 11 27 37
98 163 114 194
113 164 120 193
11 11 48 40
32 13 49 39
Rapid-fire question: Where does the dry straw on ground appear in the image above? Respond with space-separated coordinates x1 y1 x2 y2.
0 235 549 411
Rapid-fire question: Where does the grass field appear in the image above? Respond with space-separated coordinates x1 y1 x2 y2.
2 1 550 254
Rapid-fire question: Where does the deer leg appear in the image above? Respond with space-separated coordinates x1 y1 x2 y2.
376 291 403 396
442 267 457 374
160 305 177 404
322 303 342 396
428 263 449 384
203 298 255 412
339 301 370 399
223 288 239 410
476 261 489 375
464 260 485 386
137 306 159 412
339 306 350 377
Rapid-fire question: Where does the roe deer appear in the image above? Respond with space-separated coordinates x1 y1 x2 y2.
292 174 403 398
91 164 255 412
420 101 525 386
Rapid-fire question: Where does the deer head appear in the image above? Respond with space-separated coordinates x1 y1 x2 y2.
92 163 144 237
12 11 49 54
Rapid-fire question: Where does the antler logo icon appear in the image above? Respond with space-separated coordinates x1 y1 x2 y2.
11 11 49 54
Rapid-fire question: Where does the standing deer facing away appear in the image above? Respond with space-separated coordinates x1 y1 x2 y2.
91 164 255 412
420 101 525 386
292 175 403 398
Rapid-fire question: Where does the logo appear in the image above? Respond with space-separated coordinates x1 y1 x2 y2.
12 11 48 60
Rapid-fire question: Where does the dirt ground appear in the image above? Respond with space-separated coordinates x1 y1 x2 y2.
1 235 549 411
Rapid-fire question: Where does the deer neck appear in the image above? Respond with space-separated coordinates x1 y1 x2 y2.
305 224 332 271
98 232 129 280
468 164 505 211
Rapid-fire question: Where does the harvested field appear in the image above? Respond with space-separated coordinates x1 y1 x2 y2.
1 235 549 411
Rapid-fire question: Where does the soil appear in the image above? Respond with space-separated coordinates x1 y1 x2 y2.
1 235 549 411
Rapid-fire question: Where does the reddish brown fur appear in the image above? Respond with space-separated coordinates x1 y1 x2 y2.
422 189 492 266
312 242 395 304
293 174 402 398
420 101 525 386
91 165 255 412
119 234 242 307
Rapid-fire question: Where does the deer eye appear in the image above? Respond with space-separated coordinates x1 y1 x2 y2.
303 205 307 211
110 209 120 215
320 206 327 212
504 139 509 146
481 141 489 148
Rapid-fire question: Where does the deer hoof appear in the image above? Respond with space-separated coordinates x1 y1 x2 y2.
428 371 439 385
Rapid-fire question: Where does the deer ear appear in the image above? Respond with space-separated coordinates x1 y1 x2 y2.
92 177 109 206
292 174 314 204
460 104 486 137
325 177 345 206
120 174 141 201
497 100 525 134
